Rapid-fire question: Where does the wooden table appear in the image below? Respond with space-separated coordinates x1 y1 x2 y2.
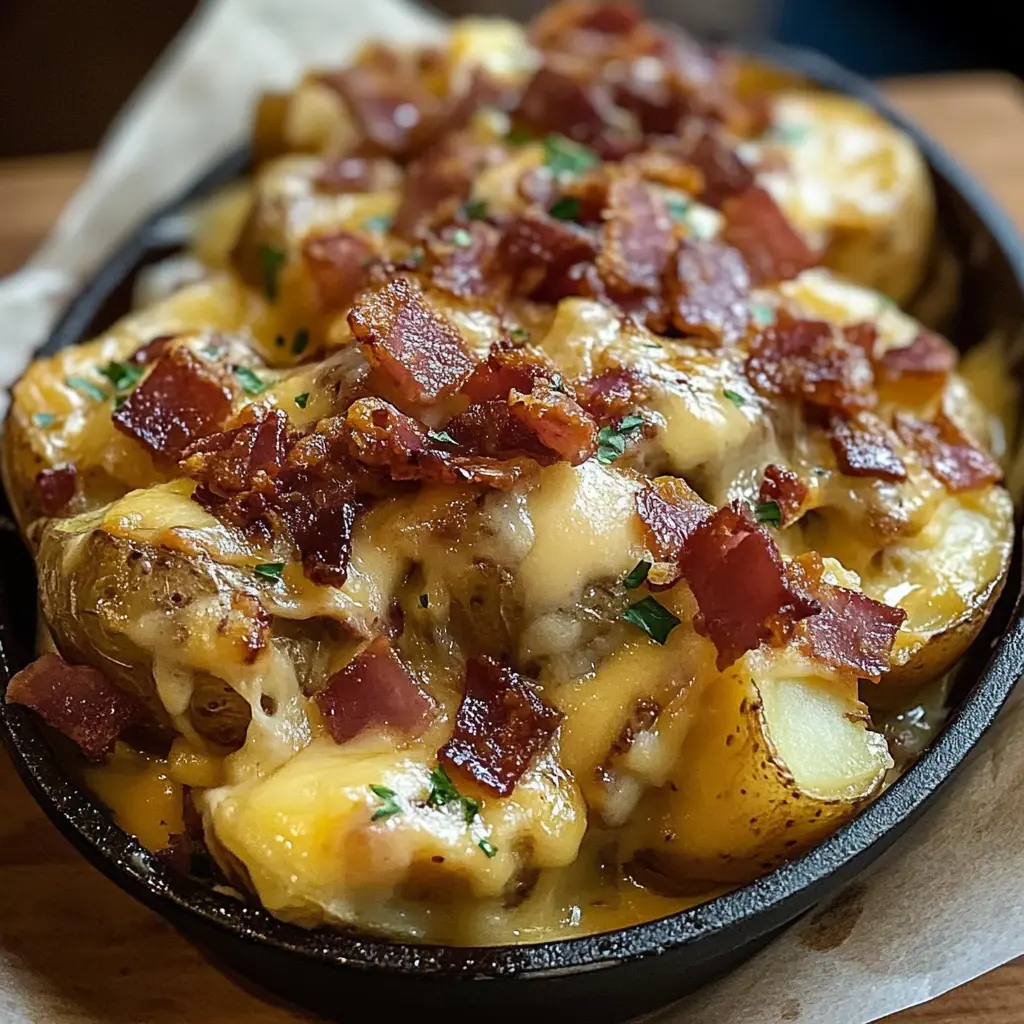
2 72 1024 1024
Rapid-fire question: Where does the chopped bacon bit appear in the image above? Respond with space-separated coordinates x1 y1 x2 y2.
426 221 503 302
446 400 553 462
895 412 1002 493
635 476 713 568
678 503 820 669
722 186 817 285
301 231 373 312
5 653 140 760
35 465 77 516
316 637 433 744
508 386 598 464
345 397 535 490
792 554 906 681
348 278 476 404
278 476 357 588
515 62 615 147
440 656 563 796
130 334 175 365
669 240 752 344
314 155 399 194
877 330 958 382
828 412 907 482
598 175 674 300
112 346 234 464
745 316 874 413
758 465 809 525
498 208 599 298
625 148 704 194
531 0 643 49
462 342 563 403
675 126 755 209
574 366 650 425
180 407 288 495
842 321 878 356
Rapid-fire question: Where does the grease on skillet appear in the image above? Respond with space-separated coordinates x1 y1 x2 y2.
2 0 1016 946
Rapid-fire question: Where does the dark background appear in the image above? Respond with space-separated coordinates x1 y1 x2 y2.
0 0 1018 158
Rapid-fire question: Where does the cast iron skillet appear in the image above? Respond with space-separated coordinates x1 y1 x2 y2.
2 41 1024 1024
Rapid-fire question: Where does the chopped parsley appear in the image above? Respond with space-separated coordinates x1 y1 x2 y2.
450 227 473 248
551 373 566 393
427 429 459 446
427 764 481 825
478 838 498 858
291 328 310 356
234 365 267 396
98 360 144 393
363 214 393 233
749 301 777 328
623 596 681 645
666 196 691 222
369 784 402 821
548 196 581 221
294 392 310 409
543 133 599 178
462 198 488 220
65 375 106 402
769 122 811 145
259 245 286 302
754 500 782 527
418 593 429 609
253 562 285 580
506 126 534 146
597 412 644 464
510 327 531 342
722 388 746 407
623 559 652 589
31 412 56 429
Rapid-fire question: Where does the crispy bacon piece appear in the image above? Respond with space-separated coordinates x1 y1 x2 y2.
678 503 820 669
348 278 476 404
828 412 907 482
669 239 751 344
598 175 674 299
675 126 755 209
440 656 563 797
634 477 713 584
508 386 598 464
278 475 357 588
426 221 503 302
531 0 644 52
35 465 77 516
498 208 599 298
574 366 649 425
895 412 1002 493
745 316 874 413
181 408 288 496
877 330 958 382
130 334 175 366
302 231 373 312
842 321 878 356
345 397 535 490
462 343 562 403
792 554 906 680
314 155 400 194
722 186 817 285
315 637 433 744
515 62 615 147
758 465 809 525
446 401 553 461
112 346 233 464
5 653 140 760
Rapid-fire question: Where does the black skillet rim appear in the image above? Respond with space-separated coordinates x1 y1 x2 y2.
2 40 1024 983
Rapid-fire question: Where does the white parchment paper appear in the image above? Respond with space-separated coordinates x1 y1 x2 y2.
1 1 1021 1021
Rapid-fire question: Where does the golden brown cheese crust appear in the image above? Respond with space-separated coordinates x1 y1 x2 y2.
2 0 1014 946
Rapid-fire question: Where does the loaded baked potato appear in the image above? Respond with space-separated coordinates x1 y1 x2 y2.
3 1 1015 945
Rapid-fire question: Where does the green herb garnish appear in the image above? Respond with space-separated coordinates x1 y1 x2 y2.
623 596 681 645
623 559 652 589
450 228 473 248
666 196 691 222
369 784 402 822
462 198 488 220
427 765 467 811
478 837 498 858
722 388 746 407
506 126 534 146
363 214 393 233
294 392 310 409
749 301 777 328
510 327 531 343
259 245 286 302
548 196 581 221
597 413 644 464
98 360 144 393
253 562 285 580
427 429 459 446
291 328 310 356
754 500 782 527
234 365 267 396
66 376 106 402
418 593 429 609
769 123 811 145
543 133 599 178
32 412 56 429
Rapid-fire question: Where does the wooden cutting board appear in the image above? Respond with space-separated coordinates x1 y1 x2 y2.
2 71 1024 1024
